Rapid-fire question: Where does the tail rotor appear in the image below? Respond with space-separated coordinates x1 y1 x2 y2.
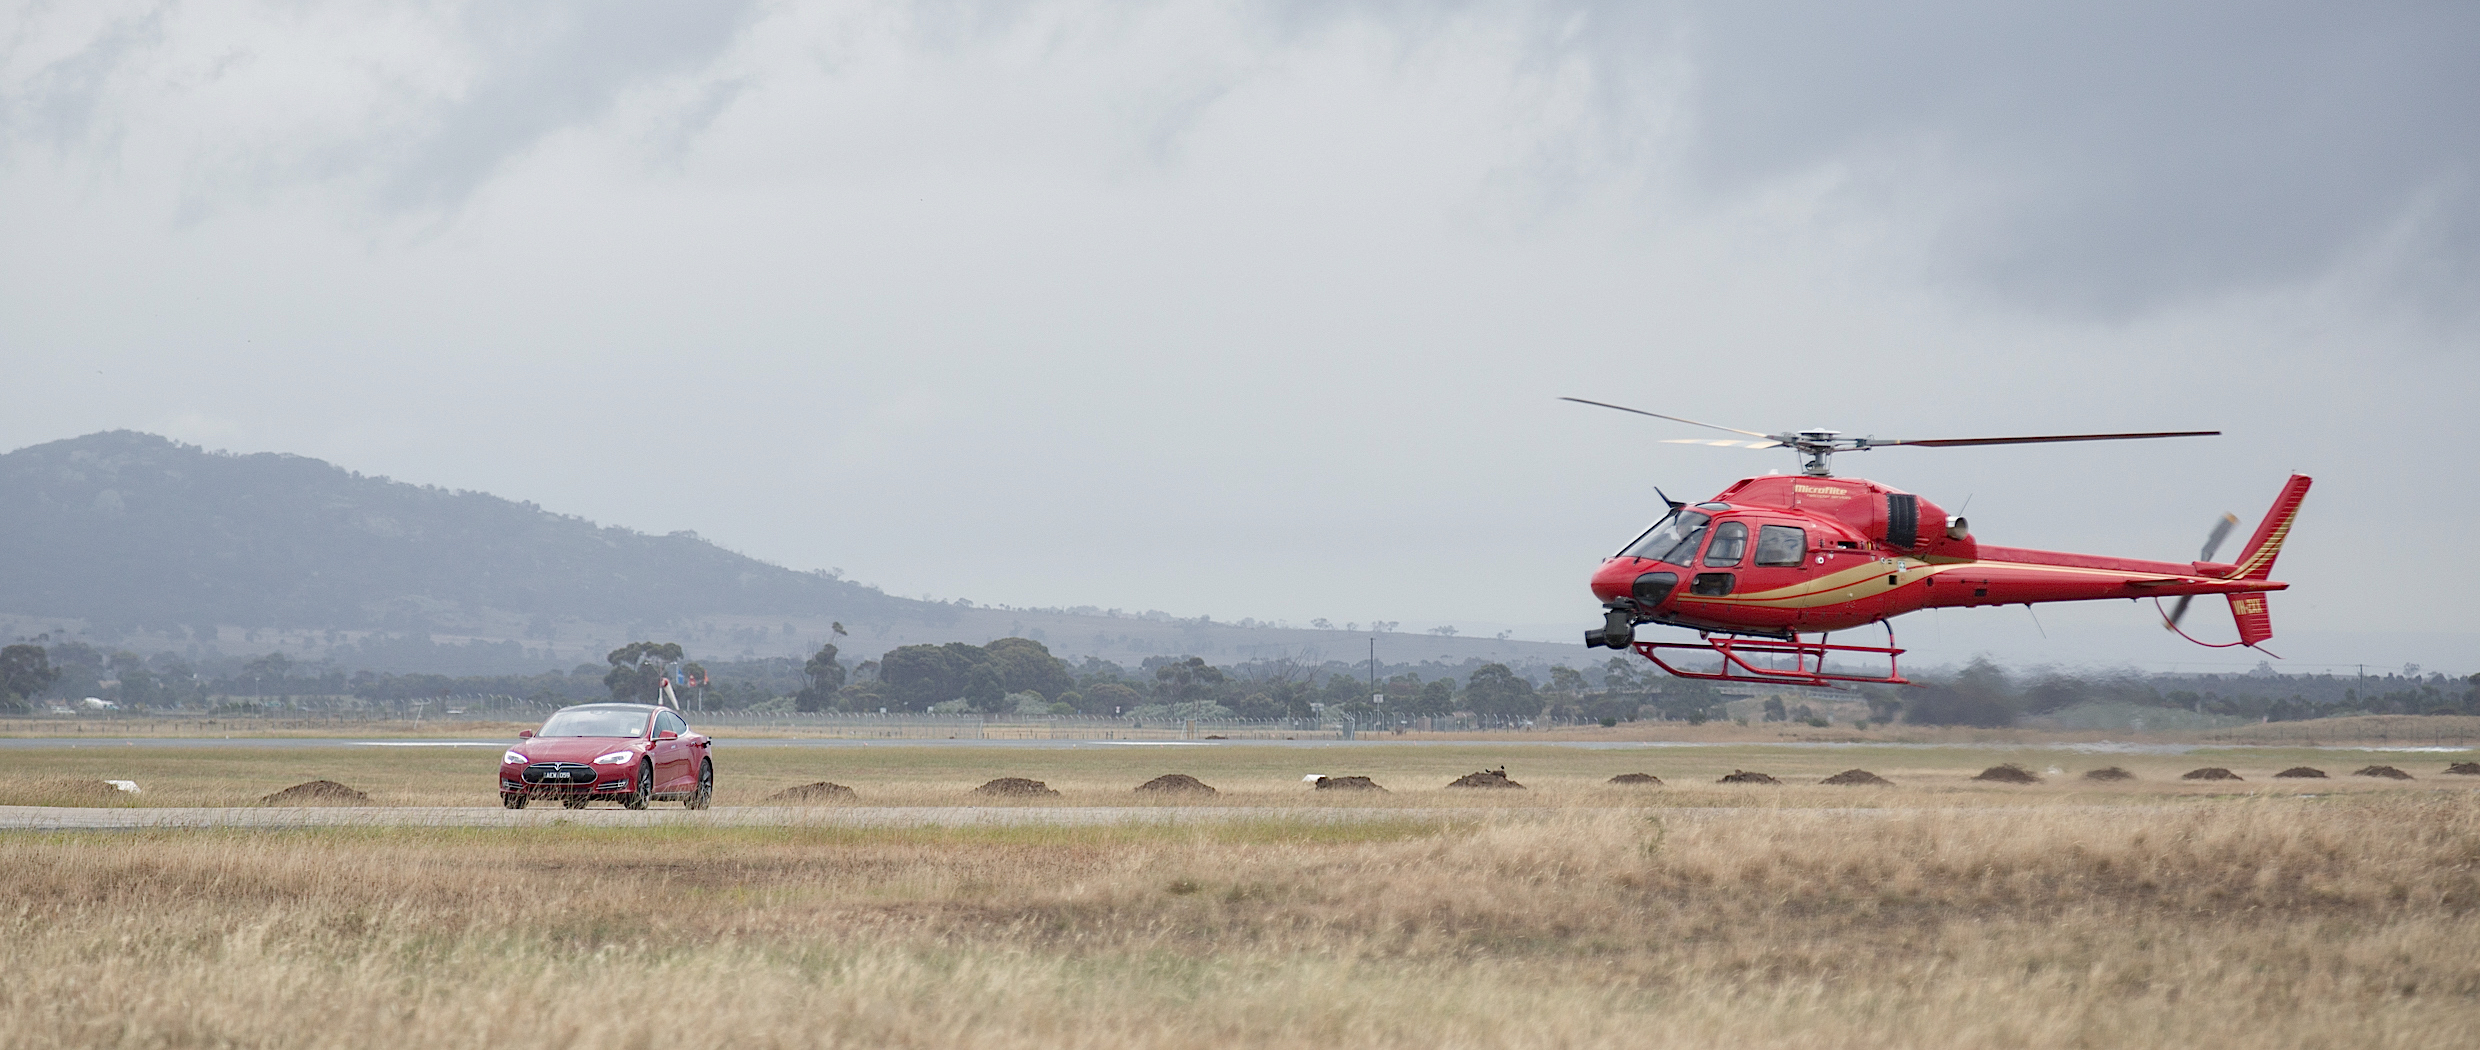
2163 513 2240 631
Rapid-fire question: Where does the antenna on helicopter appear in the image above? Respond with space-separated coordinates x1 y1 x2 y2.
1559 397 2221 477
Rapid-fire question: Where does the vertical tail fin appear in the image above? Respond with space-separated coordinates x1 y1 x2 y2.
2227 475 2311 581
2227 593 2273 647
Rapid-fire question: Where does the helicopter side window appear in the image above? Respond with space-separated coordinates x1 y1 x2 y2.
1702 521 1748 567
1624 511 1709 562
1755 525 1806 567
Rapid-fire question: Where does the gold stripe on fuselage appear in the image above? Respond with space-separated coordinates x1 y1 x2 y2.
1671 558 2215 612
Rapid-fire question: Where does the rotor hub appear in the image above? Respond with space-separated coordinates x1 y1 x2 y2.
1789 429 1845 476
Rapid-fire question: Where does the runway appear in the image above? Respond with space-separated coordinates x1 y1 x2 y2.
0 801 2191 831
0 736 2464 754
0 804 1539 831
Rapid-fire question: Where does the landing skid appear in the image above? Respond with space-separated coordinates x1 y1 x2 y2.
1632 626 1909 687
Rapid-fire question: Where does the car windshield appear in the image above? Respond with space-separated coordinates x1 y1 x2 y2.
1621 510 1710 562
537 707 650 738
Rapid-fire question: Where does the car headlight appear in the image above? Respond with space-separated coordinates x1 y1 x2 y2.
503 751 527 765
593 751 637 765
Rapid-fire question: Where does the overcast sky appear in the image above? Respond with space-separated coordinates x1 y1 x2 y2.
4 1 2474 671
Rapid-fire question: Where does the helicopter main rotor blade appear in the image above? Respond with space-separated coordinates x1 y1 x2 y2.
1871 431 2220 448
1660 438 1785 449
1558 397 1774 439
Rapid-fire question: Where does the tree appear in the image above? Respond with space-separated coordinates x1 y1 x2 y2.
796 643 845 712
41 641 106 700
603 641 684 703
240 652 296 695
1903 658 2018 727
1462 663 1538 723
1083 681 1142 715
1546 666 1588 697
963 664 1007 711
0 645 59 711
1410 678 1457 717
1152 656 1226 706
881 643 983 710
984 637 1074 699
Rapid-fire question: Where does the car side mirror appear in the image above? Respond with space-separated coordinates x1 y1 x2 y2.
658 730 679 741
518 730 533 739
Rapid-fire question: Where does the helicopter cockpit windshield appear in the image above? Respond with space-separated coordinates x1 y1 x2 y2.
1621 510 1710 564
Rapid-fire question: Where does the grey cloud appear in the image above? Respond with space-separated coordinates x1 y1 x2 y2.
0 4 167 161
1670 2 2480 315
372 0 759 211
1261 0 2479 316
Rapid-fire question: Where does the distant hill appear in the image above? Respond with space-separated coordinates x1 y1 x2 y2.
0 431 906 635
0 432 1592 674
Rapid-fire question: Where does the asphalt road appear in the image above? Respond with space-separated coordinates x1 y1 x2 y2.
0 804 1552 830
0 736 2390 753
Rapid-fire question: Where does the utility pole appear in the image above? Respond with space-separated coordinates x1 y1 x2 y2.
1370 637 1383 733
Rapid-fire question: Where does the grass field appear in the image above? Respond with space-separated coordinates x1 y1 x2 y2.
4 741 2478 1047
4 796 2476 1047
2 735 2476 808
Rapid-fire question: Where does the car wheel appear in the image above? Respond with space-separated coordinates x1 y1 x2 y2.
623 760 652 810
502 793 527 810
686 759 713 810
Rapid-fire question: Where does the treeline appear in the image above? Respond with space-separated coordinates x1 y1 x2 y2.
818 640 1628 724
1875 659 2480 727
776 639 1742 726
6 633 2474 729
0 640 616 712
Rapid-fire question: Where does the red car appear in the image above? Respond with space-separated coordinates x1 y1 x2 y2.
499 703 713 810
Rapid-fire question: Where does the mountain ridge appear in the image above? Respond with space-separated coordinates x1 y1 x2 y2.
0 432 1591 674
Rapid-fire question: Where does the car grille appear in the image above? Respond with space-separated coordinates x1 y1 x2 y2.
523 762 597 785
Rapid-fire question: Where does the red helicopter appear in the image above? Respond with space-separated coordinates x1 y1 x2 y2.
1567 398 2310 687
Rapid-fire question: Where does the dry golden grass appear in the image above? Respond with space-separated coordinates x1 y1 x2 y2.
10 738 2479 809
3 796 2476 1047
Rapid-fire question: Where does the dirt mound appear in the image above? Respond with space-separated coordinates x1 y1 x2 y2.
1447 769 1524 789
2446 762 2480 776
1719 770 1780 784
1821 769 1892 786
2083 767 2136 781
2272 767 2328 779
1972 764 2041 784
2182 767 2242 781
1607 773 1663 786
2353 765 2414 780
1134 774 1217 795
260 780 370 806
972 777 1061 797
1312 775 1386 791
764 781 858 803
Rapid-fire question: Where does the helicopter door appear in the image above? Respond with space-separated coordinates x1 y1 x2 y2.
1688 520 1748 596
1736 523 1812 610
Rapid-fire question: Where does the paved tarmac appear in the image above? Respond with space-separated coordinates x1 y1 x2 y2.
0 801 2206 831
1 736 2467 754
0 804 1549 830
